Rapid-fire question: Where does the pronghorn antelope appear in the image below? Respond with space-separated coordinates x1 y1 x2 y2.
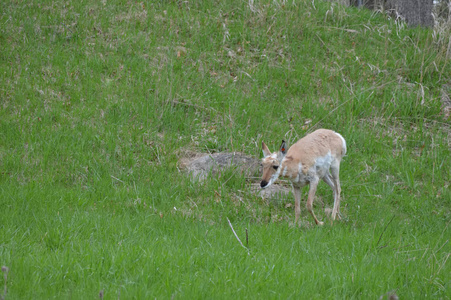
260 129 346 226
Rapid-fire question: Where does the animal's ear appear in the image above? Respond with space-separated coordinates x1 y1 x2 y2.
262 142 271 157
277 140 287 160
279 140 287 155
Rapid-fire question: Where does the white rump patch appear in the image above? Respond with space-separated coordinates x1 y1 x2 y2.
334 132 347 156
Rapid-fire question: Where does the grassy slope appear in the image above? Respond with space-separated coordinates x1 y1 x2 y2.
1 0 450 298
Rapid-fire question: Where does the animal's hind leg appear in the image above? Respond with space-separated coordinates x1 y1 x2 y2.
322 173 336 219
293 185 302 227
322 173 335 189
330 160 342 220
306 177 323 226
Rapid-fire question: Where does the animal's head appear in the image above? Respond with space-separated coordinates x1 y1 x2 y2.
260 140 287 188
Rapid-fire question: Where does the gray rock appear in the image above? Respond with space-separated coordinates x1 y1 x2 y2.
180 151 293 200
250 183 293 200
185 152 260 181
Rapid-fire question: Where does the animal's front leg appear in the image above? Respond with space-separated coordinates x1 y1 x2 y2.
293 185 302 227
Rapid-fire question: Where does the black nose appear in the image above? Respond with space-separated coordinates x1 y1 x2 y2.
260 180 268 188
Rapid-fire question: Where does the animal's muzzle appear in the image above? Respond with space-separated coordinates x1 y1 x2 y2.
260 180 268 188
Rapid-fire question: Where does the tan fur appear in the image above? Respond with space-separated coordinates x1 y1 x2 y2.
261 129 346 226
284 129 344 176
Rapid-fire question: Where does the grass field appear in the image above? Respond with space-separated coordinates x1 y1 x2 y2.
1 0 450 298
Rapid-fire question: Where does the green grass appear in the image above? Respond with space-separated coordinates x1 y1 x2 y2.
1 0 450 298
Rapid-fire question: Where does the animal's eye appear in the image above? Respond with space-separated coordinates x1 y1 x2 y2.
273 166 278 170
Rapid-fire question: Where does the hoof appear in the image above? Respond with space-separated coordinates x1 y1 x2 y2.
317 221 324 226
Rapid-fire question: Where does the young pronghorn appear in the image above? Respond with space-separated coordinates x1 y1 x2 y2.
261 129 346 226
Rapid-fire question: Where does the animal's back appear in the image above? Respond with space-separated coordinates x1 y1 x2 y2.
285 129 346 170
